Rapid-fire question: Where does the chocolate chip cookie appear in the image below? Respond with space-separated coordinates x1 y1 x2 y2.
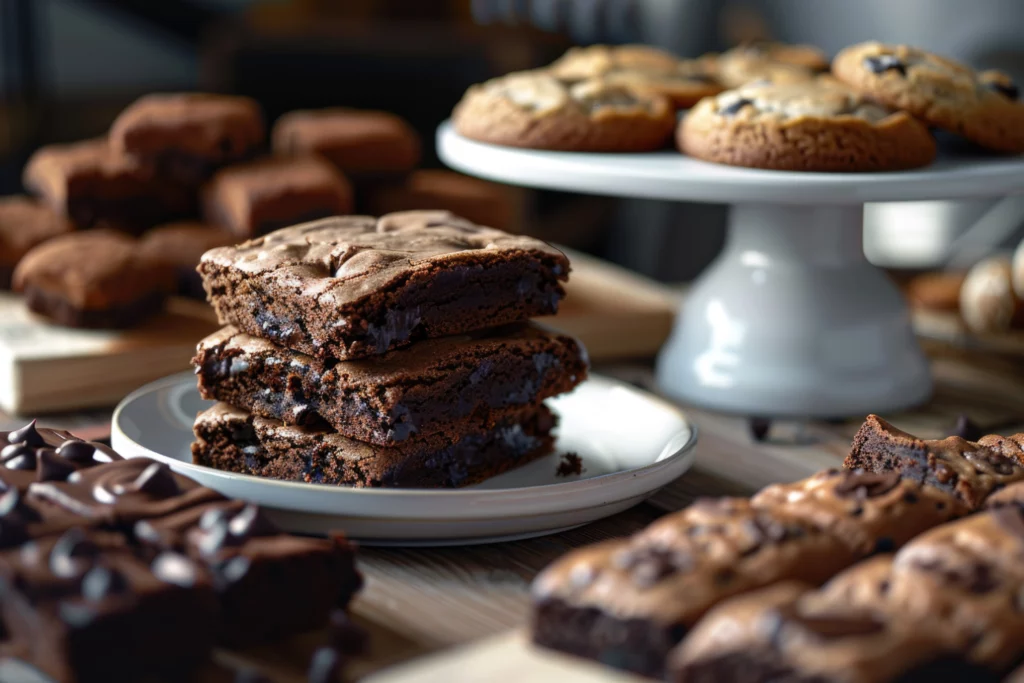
452 70 676 152
677 80 937 171
710 42 824 89
832 41 1024 153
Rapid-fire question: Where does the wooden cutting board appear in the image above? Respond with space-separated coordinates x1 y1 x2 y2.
0 252 678 415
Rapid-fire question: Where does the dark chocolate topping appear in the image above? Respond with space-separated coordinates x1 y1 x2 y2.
151 551 201 587
81 564 130 601
864 54 906 75
56 439 107 465
229 504 276 539
834 470 901 499
3 446 37 471
131 462 180 499
48 528 100 578
8 420 46 448
36 449 77 482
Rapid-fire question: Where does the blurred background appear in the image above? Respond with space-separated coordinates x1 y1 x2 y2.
3 0 1024 281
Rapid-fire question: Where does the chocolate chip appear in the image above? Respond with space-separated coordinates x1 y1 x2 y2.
56 440 98 464
49 529 100 578
834 471 901 499
864 55 906 75
36 449 77 482
228 505 276 539
8 420 46 448
987 80 1020 100
0 488 22 518
873 536 895 553
81 565 129 601
152 552 200 587
2 446 36 471
132 462 180 498
307 647 343 683
720 98 754 116
953 414 983 441
328 609 369 655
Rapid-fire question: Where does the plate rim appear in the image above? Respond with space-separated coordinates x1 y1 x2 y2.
111 370 698 519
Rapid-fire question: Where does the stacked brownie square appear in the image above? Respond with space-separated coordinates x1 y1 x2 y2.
191 209 589 487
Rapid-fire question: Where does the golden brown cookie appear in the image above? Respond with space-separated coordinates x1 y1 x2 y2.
677 80 937 172
452 70 675 152
549 44 682 80
832 41 1024 153
709 42 824 88
959 255 1024 333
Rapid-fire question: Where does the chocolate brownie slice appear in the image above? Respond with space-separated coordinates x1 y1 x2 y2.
13 230 174 328
193 323 587 446
110 92 264 185
138 221 236 298
192 402 556 488
364 170 517 232
844 415 1024 509
22 138 194 233
0 196 74 289
201 156 353 239
197 211 570 360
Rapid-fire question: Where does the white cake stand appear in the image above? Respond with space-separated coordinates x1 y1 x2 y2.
437 121 1024 417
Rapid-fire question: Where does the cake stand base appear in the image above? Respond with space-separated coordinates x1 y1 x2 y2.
655 204 933 417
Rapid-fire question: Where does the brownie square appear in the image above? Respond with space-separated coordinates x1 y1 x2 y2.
193 323 587 446
192 402 557 488
0 196 74 289
365 170 517 232
197 211 570 360
22 138 194 233
201 156 354 239
138 222 237 298
110 92 265 185
0 529 220 683
272 107 420 175
13 230 174 329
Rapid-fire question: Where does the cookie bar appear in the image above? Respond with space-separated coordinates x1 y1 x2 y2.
0 196 74 289
193 323 587 446
531 470 960 678
192 402 556 488
677 80 937 171
110 92 264 185
832 42 1024 153
0 529 220 683
13 230 173 329
138 221 236 299
197 211 570 360
453 70 676 152
272 108 420 175
202 156 354 239
22 138 193 233
364 170 517 232
844 414 1024 509
668 581 990 683
133 501 362 645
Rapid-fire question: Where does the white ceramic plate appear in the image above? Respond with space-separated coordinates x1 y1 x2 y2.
111 372 696 546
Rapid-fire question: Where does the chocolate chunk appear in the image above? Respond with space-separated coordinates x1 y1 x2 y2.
49 528 100 578
56 440 99 464
720 98 754 116
81 564 129 601
615 545 693 587
3 446 37 471
834 471 901 499
953 414 983 441
770 603 884 640
987 80 1020 100
873 537 895 553
864 55 906 75
132 462 180 498
992 506 1024 541
307 647 344 683
152 552 201 587
36 449 77 482
8 420 46 448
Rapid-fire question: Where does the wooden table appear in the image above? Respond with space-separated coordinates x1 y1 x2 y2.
4 339 1023 682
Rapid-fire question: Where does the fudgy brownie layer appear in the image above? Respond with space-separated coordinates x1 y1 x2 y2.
21 287 166 329
193 323 587 446
198 211 570 360
192 402 557 488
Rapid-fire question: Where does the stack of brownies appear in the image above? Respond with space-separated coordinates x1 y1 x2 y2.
190 209 589 488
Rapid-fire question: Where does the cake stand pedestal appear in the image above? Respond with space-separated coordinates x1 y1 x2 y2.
437 121 1024 417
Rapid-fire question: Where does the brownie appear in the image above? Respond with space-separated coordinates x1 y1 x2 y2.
364 170 517 232
0 420 122 495
193 322 587 446
0 196 74 289
22 138 194 233
0 528 220 683
133 500 362 645
27 457 225 530
192 402 557 488
13 230 174 328
668 582 996 683
138 222 236 299
201 156 354 239
197 211 570 360
272 108 420 175
845 415 1024 509
531 471 961 679
110 92 264 185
